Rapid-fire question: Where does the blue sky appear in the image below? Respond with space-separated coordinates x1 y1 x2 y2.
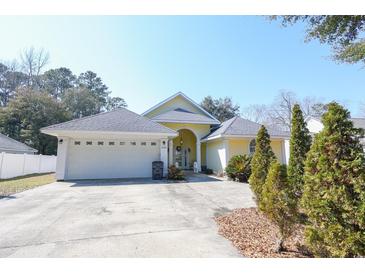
0 16 363 115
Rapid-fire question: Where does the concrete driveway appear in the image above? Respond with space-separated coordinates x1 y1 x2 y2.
0 174 255 257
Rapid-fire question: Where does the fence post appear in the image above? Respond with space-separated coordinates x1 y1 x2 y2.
0 152 5 179
38 154 42 173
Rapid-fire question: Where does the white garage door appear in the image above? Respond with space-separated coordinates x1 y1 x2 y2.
66 139 160 179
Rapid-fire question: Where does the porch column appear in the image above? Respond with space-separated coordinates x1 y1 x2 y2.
196 140 201 172
160 139 168 176
56 136 69 181
283 139 290 165
168 139 173 166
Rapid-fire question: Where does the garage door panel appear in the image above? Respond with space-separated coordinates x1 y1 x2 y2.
66 140 160 179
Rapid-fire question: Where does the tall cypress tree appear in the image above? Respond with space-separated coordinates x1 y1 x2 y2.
288 104 312 200
261 161 297 252
249 125 276 203
302 102 365 257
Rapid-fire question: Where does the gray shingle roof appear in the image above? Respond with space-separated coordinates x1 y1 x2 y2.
351 118 365 129
42 108 177 134
203 116 290 140
151 108 220 125
0 133 37 153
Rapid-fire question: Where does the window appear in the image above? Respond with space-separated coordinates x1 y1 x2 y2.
151 142 157 146
131 142 136 146
249 139 256 155
120 142 125 145
141 142 146 146
86 141 92 145
98 141 104 146
109 141 115 146
74 141 81 145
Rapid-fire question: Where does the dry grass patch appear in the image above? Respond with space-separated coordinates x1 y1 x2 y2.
215 207 311 258
0 173 55 198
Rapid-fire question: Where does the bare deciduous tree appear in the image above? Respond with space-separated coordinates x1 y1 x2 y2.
20 47 50 88
242 90 326 131
269 90 298 131
241 104 270 124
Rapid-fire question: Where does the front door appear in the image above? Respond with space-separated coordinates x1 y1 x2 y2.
182 147 190 169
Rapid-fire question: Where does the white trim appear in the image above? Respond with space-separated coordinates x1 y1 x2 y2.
141 91 221 123
152 119 219 125
41 129 178 138
201 134 289 142
0 148 37 153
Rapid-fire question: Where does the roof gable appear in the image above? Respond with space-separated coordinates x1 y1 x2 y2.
151 108 220 125
142 92 220 123
202 116 290 140
41 108 177 136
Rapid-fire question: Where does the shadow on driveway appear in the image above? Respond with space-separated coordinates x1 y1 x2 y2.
66 172 223 187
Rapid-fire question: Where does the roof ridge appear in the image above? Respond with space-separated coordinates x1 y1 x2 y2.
220 116 238 135
42 108 122 130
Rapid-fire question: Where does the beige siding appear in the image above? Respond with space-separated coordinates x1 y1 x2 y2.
271 140 284 163
228 139 250 160
226 138 286 164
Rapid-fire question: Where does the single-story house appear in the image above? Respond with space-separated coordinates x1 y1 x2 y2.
41 92 290 180
0 133 37 154
306 116 365 148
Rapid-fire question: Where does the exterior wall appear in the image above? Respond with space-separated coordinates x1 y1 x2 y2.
271 140 285 163
206 137 287 175
206 139 226 174
227 138 285 164
145 95 208 119
228 139 251 160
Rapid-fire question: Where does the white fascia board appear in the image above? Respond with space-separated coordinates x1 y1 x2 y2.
152 119 219 125
223 134 290 140
202 134 289 142
142 91 221 124
200 134 223 143
41 129 178 139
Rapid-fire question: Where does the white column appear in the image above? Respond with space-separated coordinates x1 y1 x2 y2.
56 137 69 181
160 138 168 176
168 139 173 166
196 140 201 172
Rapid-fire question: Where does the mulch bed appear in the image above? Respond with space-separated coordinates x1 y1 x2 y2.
215 207 311 258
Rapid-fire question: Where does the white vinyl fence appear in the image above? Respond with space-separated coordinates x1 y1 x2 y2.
0 152 57 179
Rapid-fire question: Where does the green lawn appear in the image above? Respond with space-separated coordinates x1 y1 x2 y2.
0 173 56 197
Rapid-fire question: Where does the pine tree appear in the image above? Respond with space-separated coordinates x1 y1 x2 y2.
261 161 297 252
288 104 312 200
302 102 365 257
249 125 276 203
